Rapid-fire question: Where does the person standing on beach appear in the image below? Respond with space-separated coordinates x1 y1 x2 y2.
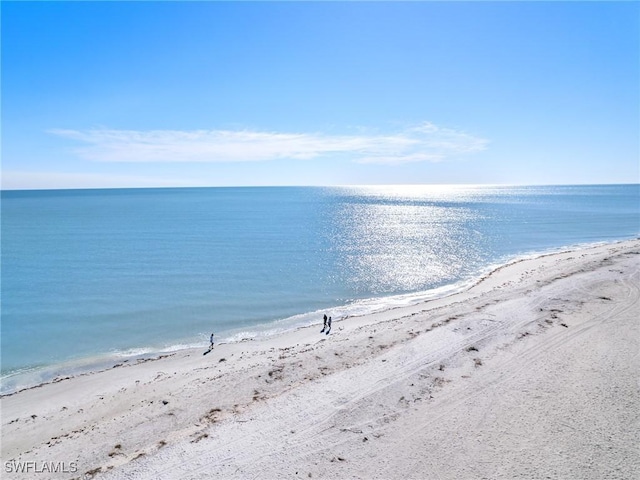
209 332 215 349
326 316 332 335
321 314 328 333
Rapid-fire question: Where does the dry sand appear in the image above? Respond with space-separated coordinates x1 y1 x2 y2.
1 239 639 479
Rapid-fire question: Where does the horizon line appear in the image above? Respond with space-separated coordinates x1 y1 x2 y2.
2 182 638 193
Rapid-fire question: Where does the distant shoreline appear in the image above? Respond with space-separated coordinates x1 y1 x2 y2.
2 236 638 398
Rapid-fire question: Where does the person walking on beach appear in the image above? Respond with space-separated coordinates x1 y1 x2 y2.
203 332 215 356
326 316 332 335
321 314 328 333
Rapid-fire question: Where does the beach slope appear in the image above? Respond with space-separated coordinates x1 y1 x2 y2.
2 240 639 479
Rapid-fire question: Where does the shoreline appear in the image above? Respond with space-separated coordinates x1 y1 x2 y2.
1 238 639 479
2 238 634 398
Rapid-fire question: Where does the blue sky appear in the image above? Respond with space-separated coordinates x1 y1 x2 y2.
2 1 638 189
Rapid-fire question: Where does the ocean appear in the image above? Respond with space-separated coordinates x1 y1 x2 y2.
1 184 639 394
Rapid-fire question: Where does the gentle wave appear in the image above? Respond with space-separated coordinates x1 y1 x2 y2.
0 244 580 396
0 269 485 396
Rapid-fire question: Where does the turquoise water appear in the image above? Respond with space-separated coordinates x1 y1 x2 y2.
1 184 639 393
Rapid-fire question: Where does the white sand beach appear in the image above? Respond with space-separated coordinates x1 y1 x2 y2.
2 240 639 479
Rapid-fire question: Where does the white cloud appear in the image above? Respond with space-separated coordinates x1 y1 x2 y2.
357 153 445 165
49 122 488 165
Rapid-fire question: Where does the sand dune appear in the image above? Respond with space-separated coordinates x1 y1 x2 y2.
2 240 638 479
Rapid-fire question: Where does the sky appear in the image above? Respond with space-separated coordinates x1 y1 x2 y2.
1 1 638 189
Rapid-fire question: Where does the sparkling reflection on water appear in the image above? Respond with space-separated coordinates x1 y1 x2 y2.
329 186 487 295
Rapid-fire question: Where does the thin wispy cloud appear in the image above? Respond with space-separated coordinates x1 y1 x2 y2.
49 122 488 165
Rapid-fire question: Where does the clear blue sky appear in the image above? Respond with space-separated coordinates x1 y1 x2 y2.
2 1 638 189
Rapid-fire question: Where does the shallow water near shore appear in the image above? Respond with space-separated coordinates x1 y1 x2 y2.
1 184 638 393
